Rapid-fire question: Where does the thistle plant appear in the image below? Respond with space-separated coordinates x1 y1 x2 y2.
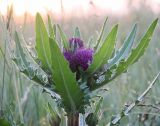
10 13 158 126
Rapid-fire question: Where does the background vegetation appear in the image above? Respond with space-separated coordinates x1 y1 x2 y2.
0 1 160 125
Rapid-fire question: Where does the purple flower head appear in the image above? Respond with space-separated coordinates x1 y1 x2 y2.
63 51 77 71
74 48 93 71
63 38 93 72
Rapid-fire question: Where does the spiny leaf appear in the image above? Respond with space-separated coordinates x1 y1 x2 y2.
87 24 118 74
116 18 158 74
13 31 50 85
94 17 108 51
49 38 84 113
74 27 81 38
35 13 51 70
91 19 158 91
107 24 137 68
57 24 69 49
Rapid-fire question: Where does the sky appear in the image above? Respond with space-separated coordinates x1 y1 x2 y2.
0 0 160 16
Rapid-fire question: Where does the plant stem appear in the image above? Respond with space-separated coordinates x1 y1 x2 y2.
67 113 79 126
106 72 160 126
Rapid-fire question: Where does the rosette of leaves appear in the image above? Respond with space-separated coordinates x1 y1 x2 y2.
11 13 158 126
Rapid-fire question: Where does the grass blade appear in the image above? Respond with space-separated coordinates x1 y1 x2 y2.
57 24 69 49
48 15 55 39
94 17 108 51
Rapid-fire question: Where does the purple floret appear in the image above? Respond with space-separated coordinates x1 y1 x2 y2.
63 51 76 72
63 38 93 72
74 48 93 71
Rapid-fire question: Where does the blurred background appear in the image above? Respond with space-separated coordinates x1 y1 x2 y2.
0 0 160 125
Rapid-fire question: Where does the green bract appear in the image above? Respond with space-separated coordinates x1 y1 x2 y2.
11 13 158 125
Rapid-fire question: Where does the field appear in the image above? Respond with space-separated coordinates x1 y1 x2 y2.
0 2 160 126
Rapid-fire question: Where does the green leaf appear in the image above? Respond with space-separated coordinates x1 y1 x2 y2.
74 27 81 38
0 118 11 126
107 24 137 68
47 103 61 125
47 103 58 119
94 17 108 51
94 97 103 115
13 31 50 85
116 19 158 74
53 24 57 38
49 38 84 113
87 24 118 74
85 113 98 126
57 24 69 49
35 13 51 70
86 97 103 126
118 19 156 82
91 19 158 91
47 15 55 39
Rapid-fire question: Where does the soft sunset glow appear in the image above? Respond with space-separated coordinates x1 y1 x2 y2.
0 0 128 16
0 0 160 16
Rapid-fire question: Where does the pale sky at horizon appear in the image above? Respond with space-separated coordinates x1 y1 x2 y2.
0 0 160 16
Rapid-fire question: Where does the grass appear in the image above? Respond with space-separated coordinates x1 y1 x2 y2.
0 3 160 126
